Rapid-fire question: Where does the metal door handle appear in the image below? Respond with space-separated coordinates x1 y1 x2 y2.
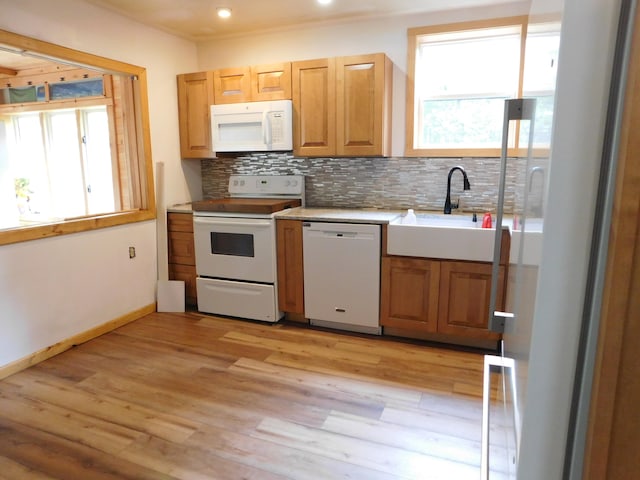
488 98 536 334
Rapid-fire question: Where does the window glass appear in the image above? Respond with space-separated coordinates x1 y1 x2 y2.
82 107 116 214
414 25 522 150
4 106 115 224
0 86 45 104
47 111 86 218
8 114 49 221
519 24 561 147
49 78 104 100
407 18 560 155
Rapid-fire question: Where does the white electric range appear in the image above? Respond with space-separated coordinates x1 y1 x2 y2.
191 175 304 322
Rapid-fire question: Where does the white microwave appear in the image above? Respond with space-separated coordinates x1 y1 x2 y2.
211 99 293 152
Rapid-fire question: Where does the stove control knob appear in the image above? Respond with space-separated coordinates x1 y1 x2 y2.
240 180 245 186
233 180 238 186
285 180 291 187
291 180 298 187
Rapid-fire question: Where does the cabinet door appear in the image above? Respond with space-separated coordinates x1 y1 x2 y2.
336 53 392 157
438 261 503 340
276 219 304 314
213 66 251 104
177 72 215 158
167 212 195 265
292 58 336 157
380 256 440 333
251 63 292 101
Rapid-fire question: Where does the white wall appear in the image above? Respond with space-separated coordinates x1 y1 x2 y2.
0 222 156 366
196 3 530 157
0 0 199 368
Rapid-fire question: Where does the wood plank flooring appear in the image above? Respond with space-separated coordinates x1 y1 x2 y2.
0 312 509 479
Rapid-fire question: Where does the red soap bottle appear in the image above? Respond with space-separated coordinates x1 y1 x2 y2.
482 212 492 228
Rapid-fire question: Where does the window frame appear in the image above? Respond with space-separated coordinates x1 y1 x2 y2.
405 15 555 158
0 28 155 246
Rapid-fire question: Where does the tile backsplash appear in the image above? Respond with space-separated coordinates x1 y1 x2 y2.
201 153 540 214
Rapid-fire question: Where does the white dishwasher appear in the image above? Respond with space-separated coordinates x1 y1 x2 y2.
302 222 381 335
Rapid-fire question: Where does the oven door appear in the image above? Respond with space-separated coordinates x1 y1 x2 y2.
193 216 276 283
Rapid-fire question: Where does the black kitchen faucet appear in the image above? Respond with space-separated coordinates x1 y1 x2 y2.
443 166 471 214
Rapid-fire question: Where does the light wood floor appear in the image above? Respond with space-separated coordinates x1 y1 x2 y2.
0 312 509 479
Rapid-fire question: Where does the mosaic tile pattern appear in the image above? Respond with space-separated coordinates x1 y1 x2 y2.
201 153 536 214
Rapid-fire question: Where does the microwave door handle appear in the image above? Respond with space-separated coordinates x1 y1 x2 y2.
263 111 272 147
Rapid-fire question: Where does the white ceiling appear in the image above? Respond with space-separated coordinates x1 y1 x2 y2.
83 0 513 41
0 0 519 75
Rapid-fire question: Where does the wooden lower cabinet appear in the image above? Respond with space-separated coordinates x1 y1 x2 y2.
168 263 197 306
167 212 197 306
276 219 305 315
381 256 504 343
437 261 503 341
380 256 440 333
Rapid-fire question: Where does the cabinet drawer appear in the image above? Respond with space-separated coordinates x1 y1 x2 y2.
167 212 194 233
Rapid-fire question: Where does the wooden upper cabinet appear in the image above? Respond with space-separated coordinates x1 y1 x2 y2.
292 58 336 157
213 67 252 104
336 53 392 157
214 63 292 104
292 53 392 157
251 63 292 101
177 71 215 158
437 261 503 340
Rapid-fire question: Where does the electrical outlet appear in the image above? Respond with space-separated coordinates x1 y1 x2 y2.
129 246 136 258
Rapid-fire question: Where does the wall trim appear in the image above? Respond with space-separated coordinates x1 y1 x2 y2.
0 303 156 380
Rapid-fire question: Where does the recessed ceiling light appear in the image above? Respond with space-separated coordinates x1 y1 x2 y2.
217 7 232 19
317 0 333 5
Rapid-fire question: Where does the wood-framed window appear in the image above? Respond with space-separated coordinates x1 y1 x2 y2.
405 16 560 158
0 28 155 246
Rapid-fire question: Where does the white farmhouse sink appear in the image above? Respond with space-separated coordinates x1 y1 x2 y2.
509 218 544 266
387 213 498 261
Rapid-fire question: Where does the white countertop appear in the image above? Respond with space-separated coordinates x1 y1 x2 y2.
166 203 193 213
274 207 402 224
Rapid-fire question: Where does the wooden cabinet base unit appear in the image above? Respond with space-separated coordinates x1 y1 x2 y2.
380 256 439 333
437 261 503 341
167 212 197 306
276 219 305 315
381 256 504 346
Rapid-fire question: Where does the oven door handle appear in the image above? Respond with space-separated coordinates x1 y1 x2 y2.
193 217 272 228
